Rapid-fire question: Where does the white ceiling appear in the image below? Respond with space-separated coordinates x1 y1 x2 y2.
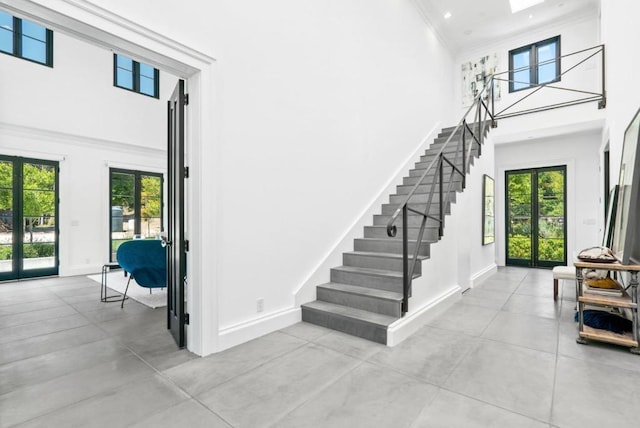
414 0 600 52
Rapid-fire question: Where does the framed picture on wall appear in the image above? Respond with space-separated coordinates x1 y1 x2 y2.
483 174 495 245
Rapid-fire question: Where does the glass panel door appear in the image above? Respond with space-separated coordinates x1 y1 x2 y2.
22 162 57 272
109 169 163 261
506 166 566 267
0 156 58 280
0 159 14 276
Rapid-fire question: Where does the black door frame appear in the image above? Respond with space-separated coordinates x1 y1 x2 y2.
166 79 187 348
505 165 567 268
0 155 59 281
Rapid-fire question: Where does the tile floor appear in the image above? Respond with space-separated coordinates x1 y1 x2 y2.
1 267 639 427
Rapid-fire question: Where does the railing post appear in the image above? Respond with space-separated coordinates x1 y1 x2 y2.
462 123 467 188
599 45 606 109
491 76 497 128
439 155 444 238
402 204 409 315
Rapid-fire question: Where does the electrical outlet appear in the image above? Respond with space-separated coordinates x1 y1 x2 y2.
257 298 264 313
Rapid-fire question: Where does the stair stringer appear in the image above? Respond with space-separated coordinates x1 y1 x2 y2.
387 132 497 345
293 122 442 307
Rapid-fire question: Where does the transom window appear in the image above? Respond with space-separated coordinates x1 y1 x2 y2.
0 11 53 67
113 53 159 98
509 36 560 92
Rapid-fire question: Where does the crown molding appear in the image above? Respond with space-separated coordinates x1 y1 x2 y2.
0 121 166 157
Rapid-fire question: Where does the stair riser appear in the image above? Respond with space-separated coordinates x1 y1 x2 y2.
331 269 403 292
373 215 440 228
403 175 462 185
317 287 401 317
381 203 449 216
354 238 431 257
363 226 438 243
415 154 477 170
389 192 456 204
409 165 473 177
301 307 387 344
396 182 462 195
343 252 424 274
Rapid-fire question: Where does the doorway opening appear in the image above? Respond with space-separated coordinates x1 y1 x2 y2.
505 165 567 267
0 155 59 280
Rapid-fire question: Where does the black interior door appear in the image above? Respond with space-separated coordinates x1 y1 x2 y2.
166 79 187 347
0 156 59 281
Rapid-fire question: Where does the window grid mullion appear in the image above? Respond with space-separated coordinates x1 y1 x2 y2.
13 16 21 57
133 61 140 93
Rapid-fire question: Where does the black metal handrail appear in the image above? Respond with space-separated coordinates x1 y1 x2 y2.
387 76 495 315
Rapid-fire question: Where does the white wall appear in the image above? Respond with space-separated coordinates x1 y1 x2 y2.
454 11 605 141
211 0 456 336
0 20 178 275
600 0 640 184
495 131 601 266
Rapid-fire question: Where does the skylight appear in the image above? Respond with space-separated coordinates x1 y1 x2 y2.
509 0 544 14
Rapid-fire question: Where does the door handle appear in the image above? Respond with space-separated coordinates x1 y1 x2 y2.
160 235 172 248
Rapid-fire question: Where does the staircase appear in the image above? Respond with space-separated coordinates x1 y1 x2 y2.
301 123 489 344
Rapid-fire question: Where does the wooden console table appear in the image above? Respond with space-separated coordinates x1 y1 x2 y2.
574 261 640 354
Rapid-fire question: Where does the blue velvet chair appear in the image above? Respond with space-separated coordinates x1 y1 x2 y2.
116 239 166 308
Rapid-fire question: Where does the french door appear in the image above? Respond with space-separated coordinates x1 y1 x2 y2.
109 169 163 261
0 156 59 280
506 166 567 267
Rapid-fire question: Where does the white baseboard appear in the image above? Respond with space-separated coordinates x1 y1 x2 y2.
470 263 498 287
217 307 301 352
386 285 461 347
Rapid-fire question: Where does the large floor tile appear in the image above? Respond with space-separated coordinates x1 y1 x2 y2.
502 294 561 320
410 389 549 428
162 331 306 396
16 375 187 428
274 361 438 428
461 288 512 310
130 399 231 428
120 329 197 371
0 298 67 316
0 324 109 365
0 313 90 345
312 329 385 360
0 304 77 328
198 343 360 428
0 338 132 395
426 302 498 336
280 321 332 341
0 354 155 426
443 340 555 421
557 321 640 374
481 311 559 354
514 279 555 298
552 355 640 428
369 326 481 385
476 277 522 293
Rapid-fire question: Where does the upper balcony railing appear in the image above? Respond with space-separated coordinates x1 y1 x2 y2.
491 44 606 120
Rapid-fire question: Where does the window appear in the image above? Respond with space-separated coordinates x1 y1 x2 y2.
0 11 53 66
509 36 560 92
113 53 159 98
